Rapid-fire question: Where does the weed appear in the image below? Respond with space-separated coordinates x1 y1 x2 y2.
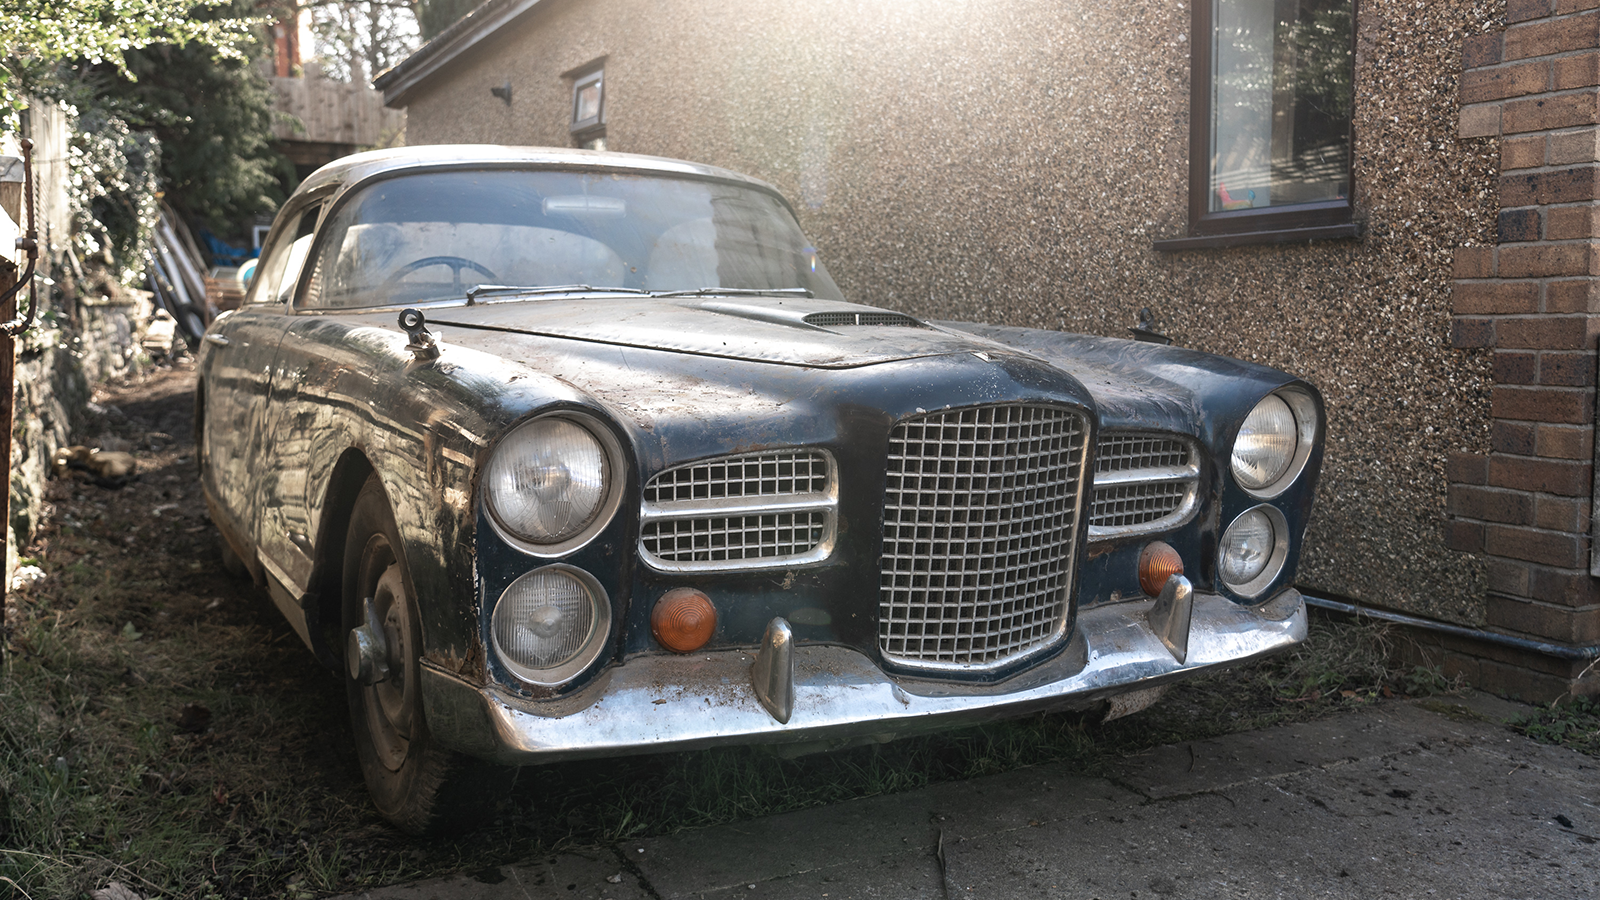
1509 696 1600 757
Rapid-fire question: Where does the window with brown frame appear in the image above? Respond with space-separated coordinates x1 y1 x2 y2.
1156 0 1357 250
569 63 606 151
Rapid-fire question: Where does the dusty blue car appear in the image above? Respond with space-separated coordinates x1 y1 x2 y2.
199 145 1323 832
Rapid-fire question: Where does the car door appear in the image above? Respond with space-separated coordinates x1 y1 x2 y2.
200 197 327 568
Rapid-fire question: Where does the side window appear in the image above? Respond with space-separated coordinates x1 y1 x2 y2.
249 205 322 305
1160 0 1356 247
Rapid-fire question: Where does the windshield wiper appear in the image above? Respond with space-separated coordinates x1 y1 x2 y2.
650 287 815 299
465 284 650 302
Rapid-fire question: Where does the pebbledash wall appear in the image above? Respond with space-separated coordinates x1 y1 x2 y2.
378 0 1600 699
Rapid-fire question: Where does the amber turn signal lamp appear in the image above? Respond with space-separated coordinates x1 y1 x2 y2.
652 587 717 653
1138 541 1184 597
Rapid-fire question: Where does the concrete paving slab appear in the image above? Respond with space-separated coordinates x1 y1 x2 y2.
337 848 651 900
334 697 1600 900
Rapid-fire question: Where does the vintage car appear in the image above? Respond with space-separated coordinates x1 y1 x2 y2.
198 145 1324 833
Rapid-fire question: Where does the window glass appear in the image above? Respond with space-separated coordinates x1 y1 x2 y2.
1209 0 1352 213
304 170 844 309
250 207 320 305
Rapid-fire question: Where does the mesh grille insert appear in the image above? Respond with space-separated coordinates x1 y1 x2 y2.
1089 433 1198 535
640 450 835 571
879 404 1087 668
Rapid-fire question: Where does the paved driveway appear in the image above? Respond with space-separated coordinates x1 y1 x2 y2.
339 694 1598 899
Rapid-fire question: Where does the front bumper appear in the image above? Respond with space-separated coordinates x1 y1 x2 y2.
421 588 1307 765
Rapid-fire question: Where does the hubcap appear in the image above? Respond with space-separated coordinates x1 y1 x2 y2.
359 548 415 772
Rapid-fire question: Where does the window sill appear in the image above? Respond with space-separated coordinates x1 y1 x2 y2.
1151 222 1361 252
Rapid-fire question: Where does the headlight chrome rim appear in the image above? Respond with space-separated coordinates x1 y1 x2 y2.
1231 388 1318 499
490 564 612 687
1217 504 1290 599
483 411 626 557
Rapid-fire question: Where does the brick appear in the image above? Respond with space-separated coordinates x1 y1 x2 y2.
1530 563 1600 606
1464 33 1504 69
1486 556 1533 595
1537 350 1596 385
1495 315 1596 348
1556 51 1600 89
1504 12 1600 61
1453 246 1496 279
1447 451 1490 485
1534 494 1592 531
1558 0 1600 14
1450 482 1535 522
1497 242 1593 278
1493 419 1538 455
1487 592 1599 639
1503 91 1600 133
1498 166 1600 206
1536 421 1595 457
1491 384 1593 422
1452 316 1496 348
1453 281 1539 314
1543 278 1600 311
1488 455 1593 494
1548 127 1600 164
1502 135 1547 170
1485 524 1586 566
1494 351 1540 384
1462 60 1550 103
1511 0 1554 22
1478 658 1582 703
1499 208 1543 242
1460 102 1502 138
1545 205 1600 239
1446 519 1486 552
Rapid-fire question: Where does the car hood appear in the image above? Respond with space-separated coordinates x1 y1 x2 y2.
423 296 993 368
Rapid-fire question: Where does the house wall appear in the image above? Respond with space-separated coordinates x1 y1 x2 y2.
400 1 1534 662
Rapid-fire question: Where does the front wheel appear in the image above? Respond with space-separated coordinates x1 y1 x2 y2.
342 474 505 833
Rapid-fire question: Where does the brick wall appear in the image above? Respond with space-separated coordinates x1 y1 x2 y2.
1452 0 1600 700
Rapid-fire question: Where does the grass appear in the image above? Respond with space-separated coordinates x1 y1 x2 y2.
1 365 1466 899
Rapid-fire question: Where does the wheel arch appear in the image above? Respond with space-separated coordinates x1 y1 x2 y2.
307 447 378 669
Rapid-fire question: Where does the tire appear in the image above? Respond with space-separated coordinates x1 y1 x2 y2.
342 475 505 834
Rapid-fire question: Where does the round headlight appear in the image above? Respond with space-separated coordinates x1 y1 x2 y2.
1231 389 1318 498
1231 395 1297 491
491 565 611 685
485 414 620 551
1218 505 1288 597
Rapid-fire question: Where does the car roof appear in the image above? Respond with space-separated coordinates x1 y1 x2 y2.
296 144 786 203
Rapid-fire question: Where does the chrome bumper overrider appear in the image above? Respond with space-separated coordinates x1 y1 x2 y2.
421 587 1307 765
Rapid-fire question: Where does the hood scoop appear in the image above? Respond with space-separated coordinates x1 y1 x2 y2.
803 311 924 328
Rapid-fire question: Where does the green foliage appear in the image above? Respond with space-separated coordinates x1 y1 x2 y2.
66 109 162 281
417 0 479 42
1510 695 1600 757
0 0 260 126
102 34 288 232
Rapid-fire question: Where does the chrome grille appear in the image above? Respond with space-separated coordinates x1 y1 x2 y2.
879 404 1088 669
640 450 836 572
1089 433 1200 539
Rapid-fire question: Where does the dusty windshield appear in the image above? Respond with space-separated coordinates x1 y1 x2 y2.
304 168 846 309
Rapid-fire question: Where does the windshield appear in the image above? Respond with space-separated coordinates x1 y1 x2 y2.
302 169 846 309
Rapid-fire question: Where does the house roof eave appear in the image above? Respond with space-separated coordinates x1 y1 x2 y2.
374 0 551 108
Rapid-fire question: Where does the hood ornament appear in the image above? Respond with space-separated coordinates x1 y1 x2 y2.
399 308 440 361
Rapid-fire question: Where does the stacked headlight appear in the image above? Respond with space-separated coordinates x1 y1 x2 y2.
1218 505 1288 598
484 413 621 553
1230 389 1318 498
491 565 611 685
